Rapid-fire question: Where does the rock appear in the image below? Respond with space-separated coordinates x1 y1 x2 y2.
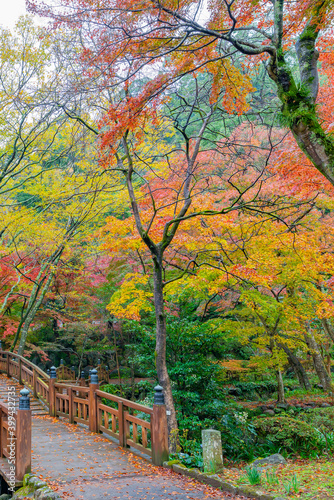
267 405 275 410
276 403 288 409
252 453 286 469
0 495 12 500
12 486 34 499
321 403 331 408
35 487 60 500
23 473 35 487
263 410 275 416
26 476 47 489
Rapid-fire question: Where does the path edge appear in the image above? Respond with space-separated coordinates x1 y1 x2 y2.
163 462 286 500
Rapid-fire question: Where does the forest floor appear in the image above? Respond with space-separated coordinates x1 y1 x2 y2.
32 416 254 500
223 458 334 499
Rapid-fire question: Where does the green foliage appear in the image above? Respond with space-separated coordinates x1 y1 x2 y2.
296 407 334 433
169 429 203 469
244 466 262 485
100 380 154 402
282 474 300 494
253 416 321 456
230 380 277 399
265 470 279 486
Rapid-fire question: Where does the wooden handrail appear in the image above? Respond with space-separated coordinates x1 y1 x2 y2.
1 351 49 381
95 389 154 415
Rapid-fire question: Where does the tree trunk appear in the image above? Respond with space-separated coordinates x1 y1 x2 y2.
321 318 334 343
153 255 178 450
304 330 332 391
279 344 311 390
276 368 285 403
17 268 55 356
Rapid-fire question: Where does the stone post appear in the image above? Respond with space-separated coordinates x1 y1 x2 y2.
202 429 223 473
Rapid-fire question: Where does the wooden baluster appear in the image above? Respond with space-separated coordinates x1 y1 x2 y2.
133 422 138 443
33 368 37 398
16 389 32 481
142 426 147 448
118 401 124 447
68 388 73 423
112 413 116 433
124 411 130 447
18 358 22 385
6 355 10 377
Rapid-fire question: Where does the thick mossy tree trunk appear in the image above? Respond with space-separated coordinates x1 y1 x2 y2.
304 330 332 391
267 5 334 186
279 344 311 390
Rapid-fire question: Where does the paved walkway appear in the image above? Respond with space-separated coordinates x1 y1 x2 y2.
32 416 252 500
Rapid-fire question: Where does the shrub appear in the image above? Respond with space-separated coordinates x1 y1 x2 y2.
253 416 321 455
296 407 334 433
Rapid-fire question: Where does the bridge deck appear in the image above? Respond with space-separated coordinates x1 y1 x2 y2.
31 415 245 499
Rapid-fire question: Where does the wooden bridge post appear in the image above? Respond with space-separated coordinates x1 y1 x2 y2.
151 385 169 466
16 389 32 481
89 369 99 433
49 366 57 417
6 354 10 377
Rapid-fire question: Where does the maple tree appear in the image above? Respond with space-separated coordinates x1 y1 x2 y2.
96 73 319 436
28 0 334 190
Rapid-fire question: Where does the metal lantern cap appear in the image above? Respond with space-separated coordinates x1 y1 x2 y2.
90 368 98 384
19 388 30 410
154 385 165 405
50 366 57 379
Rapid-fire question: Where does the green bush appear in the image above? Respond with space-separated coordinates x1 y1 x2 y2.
296 407 334 433
253 416 321 455
232 380 277 399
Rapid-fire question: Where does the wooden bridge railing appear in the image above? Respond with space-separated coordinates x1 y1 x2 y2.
0 351 168 468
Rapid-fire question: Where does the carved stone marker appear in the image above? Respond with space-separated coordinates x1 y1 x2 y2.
202 429 223 473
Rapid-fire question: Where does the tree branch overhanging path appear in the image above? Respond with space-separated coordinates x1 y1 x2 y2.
28 0 334 187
